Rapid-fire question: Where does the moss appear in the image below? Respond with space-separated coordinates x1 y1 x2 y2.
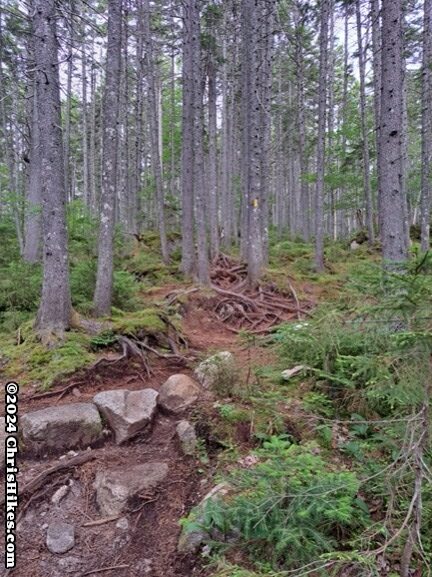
1 329 95 389
111 308 166 335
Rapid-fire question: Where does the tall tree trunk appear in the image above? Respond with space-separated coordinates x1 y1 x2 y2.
327 3 336 240
191 0 210 284
33 0 72 337
420 0 432 251
207 57 219 259
356 0 375 244
93 0 122 316
143 0 169 263
181 0 195 276
23 74 42 263
64 2 74 202
81 23 90 208
242 0 264 286
314 0 330 272
371 0 382 234
295 5 309 241
379 0 409 268
89 29 98 214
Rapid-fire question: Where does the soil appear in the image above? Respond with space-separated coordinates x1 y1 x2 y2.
0 291 284 577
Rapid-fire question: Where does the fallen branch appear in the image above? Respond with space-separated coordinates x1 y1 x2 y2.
82 515 120 528
0 453 96 507
81 565 130 577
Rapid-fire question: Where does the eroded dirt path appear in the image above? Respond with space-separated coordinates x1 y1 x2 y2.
2 294 279 577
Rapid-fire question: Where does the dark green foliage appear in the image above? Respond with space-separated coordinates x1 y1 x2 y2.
198 437 368 570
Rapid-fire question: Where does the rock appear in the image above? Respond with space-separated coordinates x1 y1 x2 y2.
51 485 69 505
46 522 75 554
94 462 169 516
281 365 306 380
56 556 82 574
350 240 360 250
194 351 236 391
21 403 103 454
158 374 201 414
116 517 129 531
93 388 158 444
176 420 197 456
178 483 229 553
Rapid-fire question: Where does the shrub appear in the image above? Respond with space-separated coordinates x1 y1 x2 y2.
200 437 368 570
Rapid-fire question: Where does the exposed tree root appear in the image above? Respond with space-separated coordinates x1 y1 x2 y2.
0 453 96 508
207 254 313 334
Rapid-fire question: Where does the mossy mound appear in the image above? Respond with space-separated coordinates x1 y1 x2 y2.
110 308 168 335
1 329 95 390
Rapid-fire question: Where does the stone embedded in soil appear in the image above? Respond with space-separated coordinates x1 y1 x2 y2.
158 374 201 414
94 461 169 516
21 403 103 454
93 388 158 444
177 483 230 553
51 485 69 505
281 365 306 380
194 351 236 390
46 521 75 554
176 420 197 455
116 517 129 531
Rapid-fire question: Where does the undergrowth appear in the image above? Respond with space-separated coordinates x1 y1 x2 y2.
198 251 432 577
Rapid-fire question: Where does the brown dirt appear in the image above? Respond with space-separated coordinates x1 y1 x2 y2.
0 288 287 577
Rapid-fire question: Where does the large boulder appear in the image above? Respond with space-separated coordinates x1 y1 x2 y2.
46 522 75 554
93 388 158 444
94 461 169 516
194 351 236 392
21 403 103 454
158 374 201 414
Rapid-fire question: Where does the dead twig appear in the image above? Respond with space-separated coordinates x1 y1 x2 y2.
80 565 130 577
82 515 121 527
0 453 96 507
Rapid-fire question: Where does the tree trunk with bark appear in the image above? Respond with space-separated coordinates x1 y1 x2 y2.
379 0 409 268
420 0 432 251
33 0 72 338
356 0 375 244
93 0 122 316
314 0 330 272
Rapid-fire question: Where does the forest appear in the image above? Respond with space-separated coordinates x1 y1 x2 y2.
0 0 432 576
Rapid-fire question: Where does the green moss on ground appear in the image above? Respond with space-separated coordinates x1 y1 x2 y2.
0 329 95 390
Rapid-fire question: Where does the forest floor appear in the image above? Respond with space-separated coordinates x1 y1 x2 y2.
1 260 314 577
4 240 423 577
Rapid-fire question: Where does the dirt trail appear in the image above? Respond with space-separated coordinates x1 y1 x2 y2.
0 287 286 577
2 294 280 577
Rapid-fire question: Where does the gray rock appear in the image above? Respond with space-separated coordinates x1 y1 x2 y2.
56 556 82 574
158 374 201 414
176 420 197 456
93 388 158 444
178 483 229 553
116 517 129 531
46 522 75 554
21 403 103 454
51 485 69 505
94 462 169 516
281 365 306 381
194 351 236 390
350 240 360 250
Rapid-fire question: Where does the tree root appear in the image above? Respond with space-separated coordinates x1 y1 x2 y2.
208 254 313 334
